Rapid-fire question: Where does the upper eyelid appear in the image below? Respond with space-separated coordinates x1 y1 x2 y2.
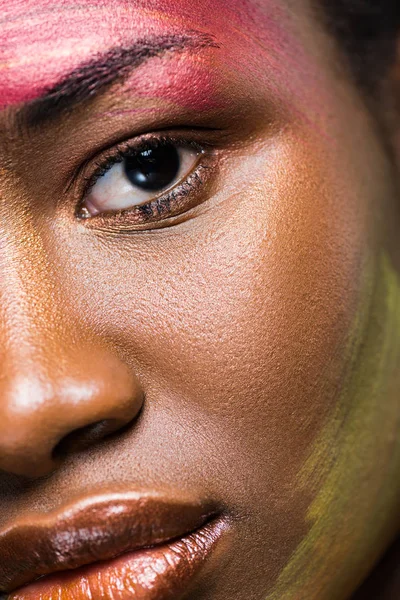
64 125 224 198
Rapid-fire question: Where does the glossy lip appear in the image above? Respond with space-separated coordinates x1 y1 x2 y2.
0 491 224 595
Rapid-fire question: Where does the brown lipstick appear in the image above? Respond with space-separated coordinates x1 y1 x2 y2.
0 492 226 599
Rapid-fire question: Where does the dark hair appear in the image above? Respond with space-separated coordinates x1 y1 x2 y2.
320 0 400 90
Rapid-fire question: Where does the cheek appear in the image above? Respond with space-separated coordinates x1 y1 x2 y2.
61 132 364 486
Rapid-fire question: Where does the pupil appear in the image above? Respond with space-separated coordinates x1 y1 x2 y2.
124 144 180 191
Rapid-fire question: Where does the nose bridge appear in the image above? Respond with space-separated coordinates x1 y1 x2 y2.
0 212 144 478
0 195 60 355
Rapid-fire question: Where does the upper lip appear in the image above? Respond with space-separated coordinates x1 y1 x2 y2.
0 490 219 594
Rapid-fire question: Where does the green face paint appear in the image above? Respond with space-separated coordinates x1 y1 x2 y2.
267 251 400 600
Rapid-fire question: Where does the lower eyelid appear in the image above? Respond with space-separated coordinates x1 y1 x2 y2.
77 158 216 230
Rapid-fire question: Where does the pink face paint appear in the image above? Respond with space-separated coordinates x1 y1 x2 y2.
0 0 331 144
118 52 225 114
0 0 295 110
0 1 142 107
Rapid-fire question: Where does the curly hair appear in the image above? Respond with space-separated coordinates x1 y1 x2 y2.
320 0 400 90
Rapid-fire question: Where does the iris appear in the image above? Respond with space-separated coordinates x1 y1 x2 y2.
124 145 180 191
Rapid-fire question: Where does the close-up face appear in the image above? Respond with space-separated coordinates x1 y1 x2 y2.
0 1 400 599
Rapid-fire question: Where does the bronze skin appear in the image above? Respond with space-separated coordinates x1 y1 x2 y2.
0 0 400 598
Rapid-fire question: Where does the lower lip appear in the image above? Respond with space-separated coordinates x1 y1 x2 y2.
9 520 225 600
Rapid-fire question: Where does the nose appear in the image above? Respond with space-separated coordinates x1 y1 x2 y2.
0 343 144 478
0 179 145 480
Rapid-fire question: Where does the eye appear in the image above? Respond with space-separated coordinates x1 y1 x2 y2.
81 141 201 218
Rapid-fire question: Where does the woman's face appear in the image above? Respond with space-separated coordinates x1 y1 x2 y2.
1 0 400 598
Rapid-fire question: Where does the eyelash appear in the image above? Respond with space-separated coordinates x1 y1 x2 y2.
76 135 213 226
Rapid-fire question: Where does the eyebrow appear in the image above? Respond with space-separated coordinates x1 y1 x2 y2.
19 31 219 128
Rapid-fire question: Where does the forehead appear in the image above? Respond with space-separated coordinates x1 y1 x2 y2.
0 0 292 109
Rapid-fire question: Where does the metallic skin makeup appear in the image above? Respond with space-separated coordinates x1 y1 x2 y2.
0 0 399 599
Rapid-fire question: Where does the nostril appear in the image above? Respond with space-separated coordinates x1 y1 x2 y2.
52 417 137 460
50 380 145 465
0 350 145 478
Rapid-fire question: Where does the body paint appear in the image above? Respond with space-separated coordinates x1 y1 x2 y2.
267 251 400 599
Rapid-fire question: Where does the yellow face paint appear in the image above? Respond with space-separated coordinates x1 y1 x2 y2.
268 251 400 600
